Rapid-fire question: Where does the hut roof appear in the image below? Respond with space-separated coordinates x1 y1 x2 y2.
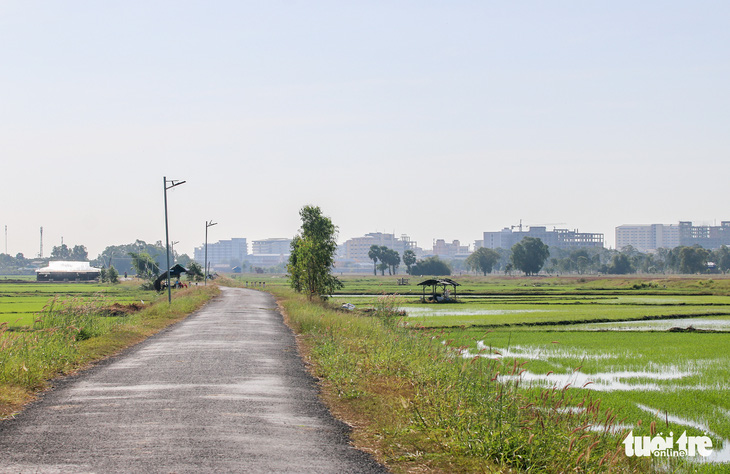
417 278 460 287
153 264 189 291
36 261 101 274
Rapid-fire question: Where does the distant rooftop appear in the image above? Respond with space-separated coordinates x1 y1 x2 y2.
36 261 100 273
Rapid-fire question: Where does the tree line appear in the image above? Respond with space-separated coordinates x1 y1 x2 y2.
366 238 730 277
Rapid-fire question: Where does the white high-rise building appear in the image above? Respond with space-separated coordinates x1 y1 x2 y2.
251 238 292 256
615 224 679 252
194 238 248 268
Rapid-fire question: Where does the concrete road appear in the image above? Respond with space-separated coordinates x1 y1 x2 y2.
0 287 386 473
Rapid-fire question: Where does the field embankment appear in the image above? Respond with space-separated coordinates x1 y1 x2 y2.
0 283 219 417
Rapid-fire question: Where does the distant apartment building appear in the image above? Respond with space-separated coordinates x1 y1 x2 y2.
615 221 730 251
678 221 730 249
482 226 604 250
341 233 418 263
194 238 248 269
251 238 292 256
615 224 679 253
432 239 470 258
248 238 292 269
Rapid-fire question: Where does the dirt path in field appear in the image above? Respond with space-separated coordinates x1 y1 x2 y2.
0 287 385 473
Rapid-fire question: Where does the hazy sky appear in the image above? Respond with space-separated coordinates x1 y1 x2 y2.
2 1 728 259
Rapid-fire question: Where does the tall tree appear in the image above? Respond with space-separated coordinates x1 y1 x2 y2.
607 254 634 274
465 248 500 276
51 244 71 260
410 256 451 276
713 246 730 273
381 248 401 275
678 246 710 274
402 249 416 275
71 245 88 261
368 245 381 276
511 237 550 276
129 252 160 280
287 205 343 299
187 261 204 282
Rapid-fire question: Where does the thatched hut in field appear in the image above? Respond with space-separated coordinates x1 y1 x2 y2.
417 278 461 302
35 261 101 282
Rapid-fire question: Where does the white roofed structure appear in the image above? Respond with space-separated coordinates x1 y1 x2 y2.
36 261 101 281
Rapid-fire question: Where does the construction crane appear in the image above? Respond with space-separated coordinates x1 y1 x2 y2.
511 221 568 232
535 222 567 230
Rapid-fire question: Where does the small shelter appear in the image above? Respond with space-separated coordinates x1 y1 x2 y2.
36 261 101 281
153 264 188 292
417 278 461 303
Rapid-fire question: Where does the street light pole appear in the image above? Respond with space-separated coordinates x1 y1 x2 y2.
164 176 186 304
205 220 217 285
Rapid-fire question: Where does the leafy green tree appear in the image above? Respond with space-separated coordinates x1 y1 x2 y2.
607 254 634 274
576 255 590 274
510 237 550 276
389 250 401 275
287 205 343 299
402 249 417 274
713 246 730 273
385 248 401 275
107 265 119 283
410 256 451 276
93 240 166 276
71 245 88 261
176 253 192 268
375 247 400 275
51 244 71 260
129 251 160 280
678 246 710 274
50 244 88 261
187 261 204 282
465 248 500 276
379 246 391 275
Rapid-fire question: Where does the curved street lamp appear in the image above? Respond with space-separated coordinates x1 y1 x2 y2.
164 177 185 304
205 220 217 285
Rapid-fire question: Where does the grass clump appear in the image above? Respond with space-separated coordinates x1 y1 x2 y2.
272 286 647 472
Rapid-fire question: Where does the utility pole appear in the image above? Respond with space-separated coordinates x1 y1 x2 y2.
39 226 43 258
164 177 186 304
171 241 179 265
205 220 217 286
4 225 7 255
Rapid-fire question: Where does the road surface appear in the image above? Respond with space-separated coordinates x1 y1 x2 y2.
0 287 386 473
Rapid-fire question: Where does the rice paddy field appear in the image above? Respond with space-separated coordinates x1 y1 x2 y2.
0 280 152 328
326 275 730 468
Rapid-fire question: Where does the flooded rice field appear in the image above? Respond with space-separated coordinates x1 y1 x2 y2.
567 316 730 332
405 307 549 317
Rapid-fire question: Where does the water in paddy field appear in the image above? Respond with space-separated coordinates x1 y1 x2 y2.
634 404 730 464
459 342 730 464
568 317 730 332
405 307 550 317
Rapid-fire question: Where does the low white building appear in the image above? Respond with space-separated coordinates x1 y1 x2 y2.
36 261 101 281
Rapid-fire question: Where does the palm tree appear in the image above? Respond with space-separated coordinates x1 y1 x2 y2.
368 245 381 276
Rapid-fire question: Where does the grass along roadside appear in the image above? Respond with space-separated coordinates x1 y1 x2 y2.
0 284 219 418
269 286 650 473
